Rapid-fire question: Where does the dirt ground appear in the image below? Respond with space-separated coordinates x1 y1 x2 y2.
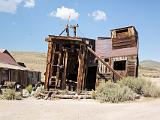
1 77 160 120
0 98 160 120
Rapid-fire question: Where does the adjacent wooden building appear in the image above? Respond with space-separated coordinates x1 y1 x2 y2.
96 26 139 82
0 49 41 87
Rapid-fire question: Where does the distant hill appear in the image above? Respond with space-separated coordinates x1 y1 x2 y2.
139 60 160 77
10 51 47 81
139 60 160 70
10 51 160 80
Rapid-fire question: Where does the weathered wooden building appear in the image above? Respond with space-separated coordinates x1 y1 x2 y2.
0 49 41 87
45 36 97 92
44 26 139 92
96 26 139 82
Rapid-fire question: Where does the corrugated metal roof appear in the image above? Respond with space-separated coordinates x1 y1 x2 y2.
0 62 27 70
0 49 27 70
0 53 19 66
96 38 112 58
96 38 138 58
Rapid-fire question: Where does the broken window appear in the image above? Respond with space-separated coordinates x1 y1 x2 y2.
114 60 126 70
116 29 128 38
104 58 109 62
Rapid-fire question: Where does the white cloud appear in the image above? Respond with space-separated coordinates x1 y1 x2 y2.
49 6 79 21
0 0 35 14
24 0 35 8
88 10 106 21
0 0 22 14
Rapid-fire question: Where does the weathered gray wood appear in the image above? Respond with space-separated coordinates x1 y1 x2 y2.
52 94 91 99
55 53 62 88
62 50 68 89
77 45 85 93
45 40 54 90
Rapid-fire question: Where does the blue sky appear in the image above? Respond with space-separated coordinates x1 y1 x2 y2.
0 0 160 61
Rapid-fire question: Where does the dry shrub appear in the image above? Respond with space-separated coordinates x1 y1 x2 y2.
118 77 160 98
1 89 22 100
118 77 145 94
142 82 160 97
34 86 45 99
91 90 96 99
25 84 33 94
96 81 136 103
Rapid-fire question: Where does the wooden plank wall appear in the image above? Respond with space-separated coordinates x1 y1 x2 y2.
77 45 87 93
112 27 137 49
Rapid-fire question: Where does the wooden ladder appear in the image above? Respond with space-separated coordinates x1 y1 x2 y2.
49 76 58 89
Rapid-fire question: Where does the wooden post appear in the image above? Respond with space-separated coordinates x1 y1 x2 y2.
77 45 86 93
77 52 82 93
45 40 54 90
62 50 68 89
8 69 11 82
55 53 61 88
82 46 88 90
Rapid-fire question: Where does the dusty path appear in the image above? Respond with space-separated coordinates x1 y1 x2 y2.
0 98 160 120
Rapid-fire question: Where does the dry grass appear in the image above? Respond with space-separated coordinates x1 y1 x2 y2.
139 68 160 78
139 60 160 78
11 52 47 81
10 52 160 81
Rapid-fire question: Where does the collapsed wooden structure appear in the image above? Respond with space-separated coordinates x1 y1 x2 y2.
44 26 139 92
45 36 97 92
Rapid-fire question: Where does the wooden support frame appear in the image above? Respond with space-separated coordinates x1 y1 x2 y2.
45 36 97 91
77 44 87 93
61 50 68 89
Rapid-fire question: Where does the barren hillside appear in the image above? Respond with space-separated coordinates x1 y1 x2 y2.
10 52 160 81
10 52 47 81
139 60 160 78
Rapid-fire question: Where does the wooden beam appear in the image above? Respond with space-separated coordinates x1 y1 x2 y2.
87 47 123 79
62 50 68 89
45 41 54 90
46 36 82 42
55 53 62 88
82 46 88 90
77 45 86 93
77 52 82 93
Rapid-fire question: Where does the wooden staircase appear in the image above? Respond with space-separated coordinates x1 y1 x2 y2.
97 73 112 80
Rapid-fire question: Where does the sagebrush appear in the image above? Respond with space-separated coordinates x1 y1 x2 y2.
96 81 136 103
34 86 45 99
118 77 160 98
1 89 22 100
25 84 33 93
